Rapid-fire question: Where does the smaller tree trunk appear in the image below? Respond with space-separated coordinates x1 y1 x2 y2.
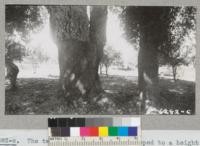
105 65 108 76
99 64 103 75
172 66 177 82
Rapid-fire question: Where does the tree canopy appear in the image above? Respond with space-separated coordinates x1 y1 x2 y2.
6 5 46 62
6 5 43 36
121 6 196 63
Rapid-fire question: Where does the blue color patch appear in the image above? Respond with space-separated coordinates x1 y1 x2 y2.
118 127 128 136
128 127 137 136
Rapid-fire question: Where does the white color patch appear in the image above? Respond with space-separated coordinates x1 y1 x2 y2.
119 117 141 127
70 127 80 137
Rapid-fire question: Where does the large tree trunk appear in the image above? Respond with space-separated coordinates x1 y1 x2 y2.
89 6 107 95
137 28 159 114
48 6 107 100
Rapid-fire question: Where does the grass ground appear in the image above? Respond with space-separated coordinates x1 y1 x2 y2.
5 75 195 115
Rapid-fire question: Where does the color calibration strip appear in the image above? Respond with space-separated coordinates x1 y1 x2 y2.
48 118 141 146
48 118 140 137
48 117 140 127
49 126 137 137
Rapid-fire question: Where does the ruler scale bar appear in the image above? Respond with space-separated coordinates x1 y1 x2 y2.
49 137 140 146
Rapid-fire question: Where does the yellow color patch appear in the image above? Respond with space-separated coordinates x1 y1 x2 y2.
99 127 108 137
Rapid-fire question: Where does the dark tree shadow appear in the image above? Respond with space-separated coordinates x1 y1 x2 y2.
5 76 195 115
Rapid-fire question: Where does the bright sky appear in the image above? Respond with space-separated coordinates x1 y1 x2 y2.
106 8 138 67
28 18 58 62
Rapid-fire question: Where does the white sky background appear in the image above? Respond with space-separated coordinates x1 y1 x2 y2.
106 7 138 67
28 14 58 63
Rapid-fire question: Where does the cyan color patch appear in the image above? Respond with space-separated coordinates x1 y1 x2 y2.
118 127 128 136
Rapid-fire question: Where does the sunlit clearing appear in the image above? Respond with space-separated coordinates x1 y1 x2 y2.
28 21 58 62
106 7 138 77
17 8 59 79
159 30 195 82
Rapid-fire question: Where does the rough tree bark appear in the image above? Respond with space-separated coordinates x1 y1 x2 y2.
89 6 107 95
48 6 107 100
137 27 159 114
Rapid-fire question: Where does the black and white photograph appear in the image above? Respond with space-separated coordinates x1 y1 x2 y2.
5 5 196 115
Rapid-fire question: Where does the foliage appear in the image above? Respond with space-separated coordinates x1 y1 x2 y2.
160 7 196 64
159 7 196 80
5 33 26 62
26 48 50 63
121 6 196 54
121 6 196 81
121 7 171 47
6 5 44 38
6 6 46 62
101 45 122 71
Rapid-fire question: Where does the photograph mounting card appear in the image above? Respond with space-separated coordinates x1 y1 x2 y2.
0 0 200 130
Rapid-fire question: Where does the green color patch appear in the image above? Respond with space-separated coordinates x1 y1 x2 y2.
108 127 118 136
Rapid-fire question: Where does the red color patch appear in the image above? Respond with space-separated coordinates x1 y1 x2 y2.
89 127 99 136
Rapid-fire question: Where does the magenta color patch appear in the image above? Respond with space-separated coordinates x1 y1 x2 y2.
80 127 90 136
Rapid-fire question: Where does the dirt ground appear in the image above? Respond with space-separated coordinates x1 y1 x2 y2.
5 75 195 115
